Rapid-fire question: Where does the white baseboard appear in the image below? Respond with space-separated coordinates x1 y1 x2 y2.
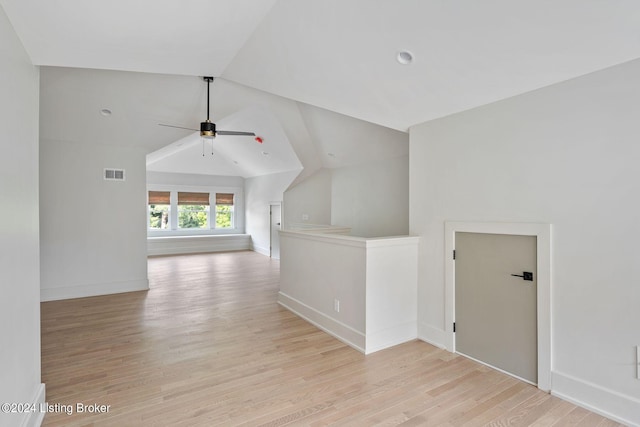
277 292 365 353
21 383 45 427
551 371 640 427
252 245 270 257
366 322 417 355
40 278 149 302
417 322 447 350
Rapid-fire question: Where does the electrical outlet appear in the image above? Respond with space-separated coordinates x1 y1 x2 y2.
333 298 340 313
302 213 309 221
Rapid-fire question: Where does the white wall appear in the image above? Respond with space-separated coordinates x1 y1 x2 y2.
245 170 299 255
283 156 409 238
410 59 640 425
283 168 332 227
0 6 45 427
40 140 149 301
331 155 409 237
147 171 244 188
365 238 418 353
279 232 367 350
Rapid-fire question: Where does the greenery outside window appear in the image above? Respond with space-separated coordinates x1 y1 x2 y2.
148 191 170 229
178 192 209 229
215 193 234 228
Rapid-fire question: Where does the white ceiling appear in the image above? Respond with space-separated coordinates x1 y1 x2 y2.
7 0 640 176
225 0 640 131
0 0 277 76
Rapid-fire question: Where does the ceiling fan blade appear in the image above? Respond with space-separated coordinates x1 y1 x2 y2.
217 130 256 136
158 123 199 131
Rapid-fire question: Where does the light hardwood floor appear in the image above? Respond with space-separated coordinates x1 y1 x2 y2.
41 251 623 426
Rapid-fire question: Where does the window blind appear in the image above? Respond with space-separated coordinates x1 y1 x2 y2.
148 191 170 205
178 192 210 205
215 193 234 205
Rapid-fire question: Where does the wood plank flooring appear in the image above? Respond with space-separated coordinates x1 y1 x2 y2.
41 251 623 426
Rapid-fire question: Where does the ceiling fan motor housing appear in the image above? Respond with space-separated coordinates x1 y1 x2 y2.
200 120 216 138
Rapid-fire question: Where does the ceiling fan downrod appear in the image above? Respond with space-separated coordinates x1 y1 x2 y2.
200 76 216 138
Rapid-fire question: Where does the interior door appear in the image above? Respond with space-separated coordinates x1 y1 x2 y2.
270 204 281 259
455 232 537 384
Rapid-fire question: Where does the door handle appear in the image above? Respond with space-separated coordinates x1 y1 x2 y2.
511 272 533 281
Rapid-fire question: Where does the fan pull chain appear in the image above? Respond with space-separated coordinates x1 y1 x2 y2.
202 138 205 157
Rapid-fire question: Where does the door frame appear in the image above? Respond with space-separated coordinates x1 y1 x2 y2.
444 221 552 392
269 201 283 259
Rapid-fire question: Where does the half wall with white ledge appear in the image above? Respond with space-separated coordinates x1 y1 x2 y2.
278 229 419 354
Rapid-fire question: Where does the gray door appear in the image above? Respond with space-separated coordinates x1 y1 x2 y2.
455 232 537 384
270 204 281 259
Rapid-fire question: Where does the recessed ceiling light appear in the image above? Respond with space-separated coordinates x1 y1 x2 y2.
99 108 112 116
396 50 414 65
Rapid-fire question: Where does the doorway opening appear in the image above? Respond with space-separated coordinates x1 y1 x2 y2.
444 222 551 391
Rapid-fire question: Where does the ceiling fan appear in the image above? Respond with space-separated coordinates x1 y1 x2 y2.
159 76 256 139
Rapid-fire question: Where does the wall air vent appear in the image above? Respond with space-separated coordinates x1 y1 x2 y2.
104 168 125 181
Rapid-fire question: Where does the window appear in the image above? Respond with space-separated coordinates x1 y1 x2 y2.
148 191 170 229
178 192 209 229
147 186 242 235
215 193 234 228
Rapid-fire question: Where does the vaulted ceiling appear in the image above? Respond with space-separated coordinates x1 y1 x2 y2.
4 0 640 177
